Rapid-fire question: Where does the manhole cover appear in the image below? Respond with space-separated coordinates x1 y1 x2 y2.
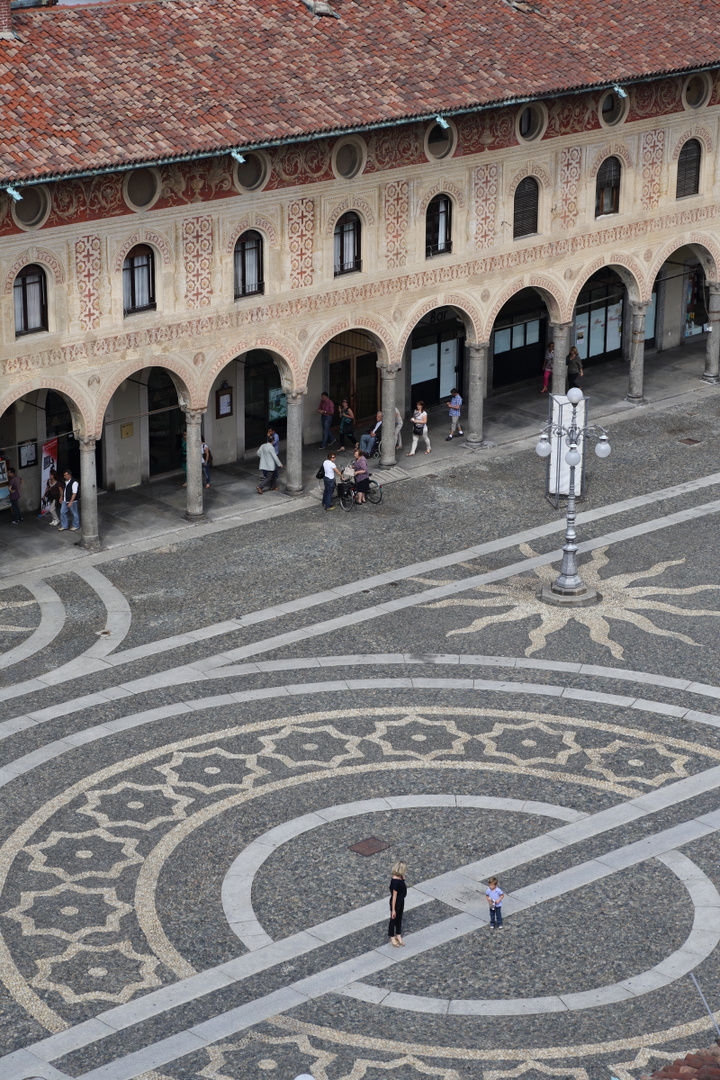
679 438 701 445
349 836 390 857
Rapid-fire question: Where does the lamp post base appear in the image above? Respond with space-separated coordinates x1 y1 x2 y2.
538 585 602 607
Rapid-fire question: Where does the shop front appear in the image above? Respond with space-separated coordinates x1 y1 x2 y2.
243 350 287 451
490 290 547 390
409 309 465 407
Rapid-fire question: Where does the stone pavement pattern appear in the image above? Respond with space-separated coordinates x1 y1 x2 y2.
2 393 720 1080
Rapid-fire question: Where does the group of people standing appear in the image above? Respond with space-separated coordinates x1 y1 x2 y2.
541 342 584 394
317 389 466 459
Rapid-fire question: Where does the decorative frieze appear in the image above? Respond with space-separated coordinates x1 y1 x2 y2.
641 130 665 209
8 199 720 378
75 235 102 330
473 164 498 249
182 216 214 309
559 147 582 230
288 198 315 289
383 181 409 268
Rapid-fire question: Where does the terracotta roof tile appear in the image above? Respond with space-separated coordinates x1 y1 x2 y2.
1 0 720 181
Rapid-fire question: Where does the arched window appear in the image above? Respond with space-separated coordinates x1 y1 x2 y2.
234 230 264 298
596 157 621 217
426 194 453 257
513 177 539 239
677 139 702 198
14 264 48 336
334 212 362 276
123 244 156 315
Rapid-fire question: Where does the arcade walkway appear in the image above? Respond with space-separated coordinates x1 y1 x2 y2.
0 337 714 580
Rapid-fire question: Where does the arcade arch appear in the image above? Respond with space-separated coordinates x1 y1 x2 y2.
486 285 563 392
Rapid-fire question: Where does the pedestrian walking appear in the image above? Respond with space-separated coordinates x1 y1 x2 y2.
566 346 583 391
256 436 283 493
388 860 407 946
7 467 23 524
267 427 280 485
180 429 187 487
59 469 80 531
320 451 342 510
41 468 61 526
407 401 430 456
337 398 356 452
317 392 335 449
486 876 504 929
445 388 463 440
202 441 212 489
541 342 554 393
394 406 403 450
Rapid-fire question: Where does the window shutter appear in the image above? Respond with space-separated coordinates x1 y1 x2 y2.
513 177 538 239
677 139 701 198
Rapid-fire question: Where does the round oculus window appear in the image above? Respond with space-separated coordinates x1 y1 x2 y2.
125 168 160 210
426 122 456 161
12 185 50 229
234 152 269 192
599 90 626 126
684 74 711 109
334 141 364 179
517 104 545 142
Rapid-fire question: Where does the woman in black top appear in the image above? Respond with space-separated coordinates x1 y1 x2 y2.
337 398 356 452
389 860 407 946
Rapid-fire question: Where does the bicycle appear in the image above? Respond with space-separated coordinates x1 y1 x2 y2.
337 474 382 511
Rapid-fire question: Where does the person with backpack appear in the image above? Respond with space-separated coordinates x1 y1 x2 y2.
59 469 80 531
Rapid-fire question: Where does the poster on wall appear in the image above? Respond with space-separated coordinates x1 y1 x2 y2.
41 438 58 505
268 387 287 422
0 459 8 510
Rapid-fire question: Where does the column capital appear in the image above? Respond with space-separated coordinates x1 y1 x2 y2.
549 320 574 331
377 362 402 376
285 386 308 403
630 301 650 316
708 281 720 296
466 341 490 356
182 407 206 422
78 435 97 450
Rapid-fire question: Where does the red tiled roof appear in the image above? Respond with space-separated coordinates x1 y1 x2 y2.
1 0 720 182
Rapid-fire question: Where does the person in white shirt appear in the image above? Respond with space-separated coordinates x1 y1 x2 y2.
321 451 343 510
485 877 504 929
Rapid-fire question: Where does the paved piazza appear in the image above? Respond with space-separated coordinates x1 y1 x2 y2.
3 396 720 1080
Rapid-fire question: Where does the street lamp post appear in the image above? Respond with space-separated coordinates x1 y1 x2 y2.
535 387 611 607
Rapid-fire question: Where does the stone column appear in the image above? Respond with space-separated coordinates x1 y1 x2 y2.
626 302 649 404
285 389 305 495
183 408 205 522
703 283 720 384
79 435 100 551
465 342 489 450
379 363 400 467
550 322 573 397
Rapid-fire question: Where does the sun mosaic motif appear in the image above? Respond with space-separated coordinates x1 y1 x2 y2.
421 546 720 658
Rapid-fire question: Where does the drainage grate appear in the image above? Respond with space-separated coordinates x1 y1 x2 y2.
349 836 390 857
679 438 701 445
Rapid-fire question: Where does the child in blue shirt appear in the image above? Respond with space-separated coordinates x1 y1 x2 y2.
486 877 504 929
